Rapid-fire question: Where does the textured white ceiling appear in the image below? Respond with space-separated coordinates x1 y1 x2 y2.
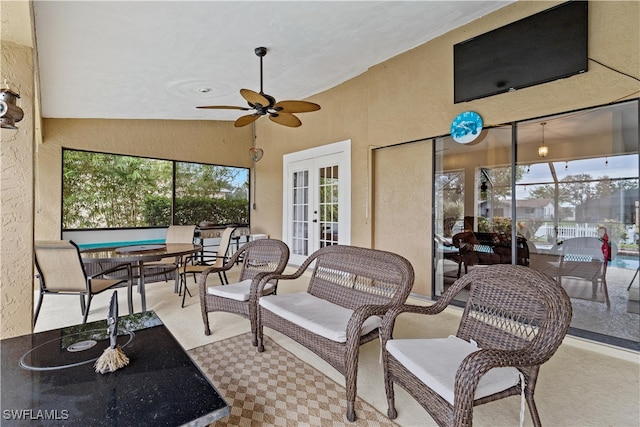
33 1 513 122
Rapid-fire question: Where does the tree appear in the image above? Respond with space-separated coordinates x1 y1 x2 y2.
175 163 243 199
558 173 596 206
482 165 525 200
527 185 556 200
63 151 171 228
63 151 249 229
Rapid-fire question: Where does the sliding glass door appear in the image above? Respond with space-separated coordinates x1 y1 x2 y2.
434 100 639 349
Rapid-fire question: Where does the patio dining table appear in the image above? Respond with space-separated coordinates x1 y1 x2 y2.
81 243 202 313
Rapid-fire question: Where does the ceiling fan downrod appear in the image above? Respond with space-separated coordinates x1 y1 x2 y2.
255 47 267 95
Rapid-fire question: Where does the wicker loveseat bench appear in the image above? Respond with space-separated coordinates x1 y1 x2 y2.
255 244 415 422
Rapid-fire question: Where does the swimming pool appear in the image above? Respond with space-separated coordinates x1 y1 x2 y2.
77 239 165 251
613 253 639 270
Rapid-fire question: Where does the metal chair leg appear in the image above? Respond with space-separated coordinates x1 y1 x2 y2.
33 292 44 327
83 294 92 323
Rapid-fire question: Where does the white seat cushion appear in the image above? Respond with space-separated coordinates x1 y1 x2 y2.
259 292 382 343
386 336 520 405
208 279 275 301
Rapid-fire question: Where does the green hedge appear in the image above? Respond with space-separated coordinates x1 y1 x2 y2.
144 196 249 226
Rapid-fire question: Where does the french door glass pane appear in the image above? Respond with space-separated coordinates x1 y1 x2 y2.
292 170 309 256
319 165 339 247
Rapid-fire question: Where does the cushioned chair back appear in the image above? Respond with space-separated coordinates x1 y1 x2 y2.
305 245 415 311
212 226 236 268
34 240 87 292
166 225 196 244
454 264 572 359
237 239 290 282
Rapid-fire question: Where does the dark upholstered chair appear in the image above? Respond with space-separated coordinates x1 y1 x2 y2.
381 264 572 427
255 244 415 422
450 231 530 278
197 239 290 340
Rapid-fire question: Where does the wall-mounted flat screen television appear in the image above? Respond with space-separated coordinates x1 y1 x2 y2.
454 1 588 103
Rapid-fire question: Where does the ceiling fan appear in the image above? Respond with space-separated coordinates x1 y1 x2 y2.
197 47 321 128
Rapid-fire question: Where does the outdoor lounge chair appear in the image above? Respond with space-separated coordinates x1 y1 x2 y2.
556 236 617 308
143 224 196 292
381 264 572 427
34 240 133 325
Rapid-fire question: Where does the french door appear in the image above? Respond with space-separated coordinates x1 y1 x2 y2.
283 140 351 265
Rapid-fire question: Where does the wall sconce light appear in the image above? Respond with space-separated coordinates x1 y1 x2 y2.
537 122 548 158
249 147 264 162
0 86 24 130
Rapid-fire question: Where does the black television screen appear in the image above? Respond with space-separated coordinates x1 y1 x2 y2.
454 1 588 103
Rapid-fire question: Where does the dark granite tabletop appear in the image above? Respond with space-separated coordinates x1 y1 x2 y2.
1 311 228 426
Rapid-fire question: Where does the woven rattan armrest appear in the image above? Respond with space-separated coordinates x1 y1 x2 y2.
380 293 459 342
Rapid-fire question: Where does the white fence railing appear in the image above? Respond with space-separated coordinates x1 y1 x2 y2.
537 223 637 244
536 223 599 240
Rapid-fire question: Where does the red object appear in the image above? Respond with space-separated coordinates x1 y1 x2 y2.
601 229 611 262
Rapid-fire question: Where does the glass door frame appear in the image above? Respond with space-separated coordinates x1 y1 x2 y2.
283 139 351 265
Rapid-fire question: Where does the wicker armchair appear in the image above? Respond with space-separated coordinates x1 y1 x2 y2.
381 264 572 427
197 239 290 341
255 245 415 422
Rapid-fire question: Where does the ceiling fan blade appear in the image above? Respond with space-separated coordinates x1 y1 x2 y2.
234 114 261 127
240 89 270 108
269 112 302 127
274 100 321 113
196 105 251 110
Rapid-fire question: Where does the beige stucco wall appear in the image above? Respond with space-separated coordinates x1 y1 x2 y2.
1 0 638 336
1 40 35 338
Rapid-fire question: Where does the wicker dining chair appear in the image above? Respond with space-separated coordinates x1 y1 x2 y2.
381 264 572 427
34 240 133 325
197 238 290 339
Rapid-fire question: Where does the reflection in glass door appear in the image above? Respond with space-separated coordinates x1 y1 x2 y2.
516 101 639 348
433 125 513 298
434 100 639 350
